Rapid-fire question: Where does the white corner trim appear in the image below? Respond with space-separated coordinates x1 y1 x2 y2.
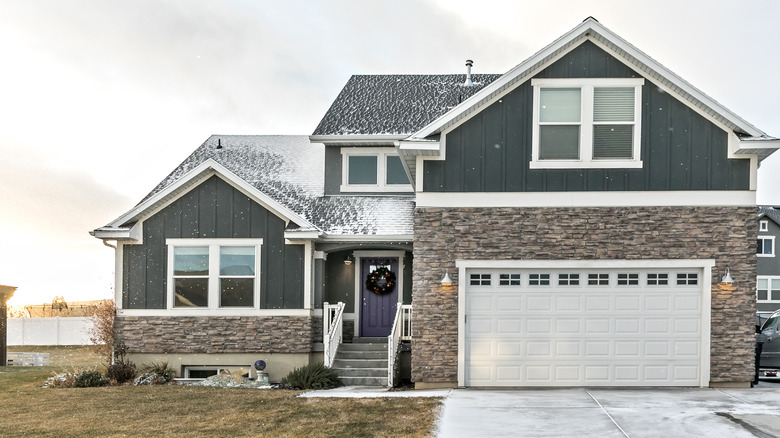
114 242 124 310
304 240 313 310
416 191 756 208
107 158 316 230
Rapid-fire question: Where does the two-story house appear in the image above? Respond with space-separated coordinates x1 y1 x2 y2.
757 206 780 321
92 18 779 388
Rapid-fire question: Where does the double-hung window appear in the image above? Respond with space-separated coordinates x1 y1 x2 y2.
341 148 412 192
758 236 775 257
168 239 262 310
531 78 644 169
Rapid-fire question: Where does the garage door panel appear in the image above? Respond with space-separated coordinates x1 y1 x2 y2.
464 267 704 387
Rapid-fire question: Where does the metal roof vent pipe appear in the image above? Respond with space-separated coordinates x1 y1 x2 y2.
464 59 473 86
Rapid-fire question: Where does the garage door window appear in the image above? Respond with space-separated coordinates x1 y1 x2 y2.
529 274 551 286
588 273 609 286
647 273 669 285
617 273 639 285
676 273 698 285
499 273 521 286
470 274 491 286
558 273 580 286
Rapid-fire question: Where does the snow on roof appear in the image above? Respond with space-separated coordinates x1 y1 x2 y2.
312 74 501 136
131 135 413 236
759 206 780 226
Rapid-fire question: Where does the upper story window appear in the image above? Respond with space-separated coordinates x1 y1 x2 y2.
758 236 775 257
341 148 412 193
167 239 262 310
531 78 644 169
760 220 769 232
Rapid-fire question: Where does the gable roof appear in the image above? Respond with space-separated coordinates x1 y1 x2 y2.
759 206 780 227
404 17 778 160
311 74 500 142
93 135 414 239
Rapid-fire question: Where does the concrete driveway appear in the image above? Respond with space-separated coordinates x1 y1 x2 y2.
436 384 780 437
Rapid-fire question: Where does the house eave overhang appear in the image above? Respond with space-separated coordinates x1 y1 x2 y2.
93 158 317 239
735 137 780 162
408 18 768 143
309 134 408 146
319 233 414 242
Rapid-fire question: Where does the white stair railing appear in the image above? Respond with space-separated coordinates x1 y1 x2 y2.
323 302 345 367
387 304 413 387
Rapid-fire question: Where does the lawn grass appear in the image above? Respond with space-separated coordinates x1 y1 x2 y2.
1 346 441 437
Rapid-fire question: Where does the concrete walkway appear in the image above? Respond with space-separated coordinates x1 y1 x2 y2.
436 386 780 437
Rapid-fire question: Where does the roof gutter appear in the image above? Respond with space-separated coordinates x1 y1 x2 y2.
309 134 408 146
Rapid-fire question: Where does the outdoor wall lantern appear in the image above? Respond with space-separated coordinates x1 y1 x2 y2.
441 270 454 286
344 254 355 266
718 267 736 292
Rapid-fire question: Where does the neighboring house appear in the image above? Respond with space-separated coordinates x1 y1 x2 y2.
757 206 780 319
92 18 780 388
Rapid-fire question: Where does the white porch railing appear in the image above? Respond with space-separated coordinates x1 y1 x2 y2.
388 304 413 387
323 302 345 367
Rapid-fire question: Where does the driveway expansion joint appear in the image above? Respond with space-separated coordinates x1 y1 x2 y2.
584 389 630 438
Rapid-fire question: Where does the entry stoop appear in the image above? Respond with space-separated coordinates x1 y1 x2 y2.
332 337 388 386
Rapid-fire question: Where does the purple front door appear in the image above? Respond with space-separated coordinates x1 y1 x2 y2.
360 258 399 337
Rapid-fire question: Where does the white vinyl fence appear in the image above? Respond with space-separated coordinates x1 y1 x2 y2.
7 317 95 346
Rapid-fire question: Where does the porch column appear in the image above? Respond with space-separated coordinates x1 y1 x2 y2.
0 285 18 367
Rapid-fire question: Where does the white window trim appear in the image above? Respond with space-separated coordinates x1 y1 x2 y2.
758 236 776 257
760 220 769 232
166 238 263 312
530 78 644 169
340 147 413 193
757 275 780 303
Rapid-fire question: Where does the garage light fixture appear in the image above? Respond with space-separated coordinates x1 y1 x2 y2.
441 270 454 286
344 254 355 266
718 267 735 292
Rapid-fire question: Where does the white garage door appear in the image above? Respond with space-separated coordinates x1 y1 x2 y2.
465 268 704 387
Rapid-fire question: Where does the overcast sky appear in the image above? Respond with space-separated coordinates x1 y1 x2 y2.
1 0 779 305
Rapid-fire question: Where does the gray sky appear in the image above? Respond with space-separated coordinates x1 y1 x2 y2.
2 0 779 305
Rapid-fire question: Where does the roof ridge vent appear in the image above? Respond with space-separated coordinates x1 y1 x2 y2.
464 59 473 86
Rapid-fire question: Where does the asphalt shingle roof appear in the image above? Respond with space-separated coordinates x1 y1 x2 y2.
312 74 501 136
135 135 414 236
759 205 780 226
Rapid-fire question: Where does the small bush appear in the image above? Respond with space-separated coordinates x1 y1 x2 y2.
280 363 343 390
44 371 78 388
73 370 109 388
140 362 176 383
106 341 136 383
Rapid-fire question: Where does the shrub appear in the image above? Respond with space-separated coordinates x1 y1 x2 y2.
106 341 136 384
44 371 78 388
73 370 109 388
87 299 115 364
280 363 343 390
140 362 176 383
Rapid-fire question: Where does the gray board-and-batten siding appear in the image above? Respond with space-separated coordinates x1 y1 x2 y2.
122 175 304 310
422 41 750 193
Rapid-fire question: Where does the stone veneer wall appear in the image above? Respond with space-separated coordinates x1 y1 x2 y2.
412 206 756 385
116 316 314 354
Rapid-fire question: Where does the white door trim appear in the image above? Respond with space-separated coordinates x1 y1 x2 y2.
352 250 406 337
455 259 714 387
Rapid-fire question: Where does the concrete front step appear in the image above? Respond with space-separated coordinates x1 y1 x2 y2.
352 337 388 344
336 350 386 360
339 343 387 352
333 367 387 377
339 376 387 386
332 358 388 369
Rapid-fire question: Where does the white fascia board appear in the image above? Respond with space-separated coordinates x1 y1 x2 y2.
309 134 408 146
411 18 766 141
320 234 414 242
416 191 756 208
284 230 322 240
106 158 316 231
456 258 716 270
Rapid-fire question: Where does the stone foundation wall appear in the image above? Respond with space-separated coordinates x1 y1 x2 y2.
412 206 756 385
115 316 314 354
